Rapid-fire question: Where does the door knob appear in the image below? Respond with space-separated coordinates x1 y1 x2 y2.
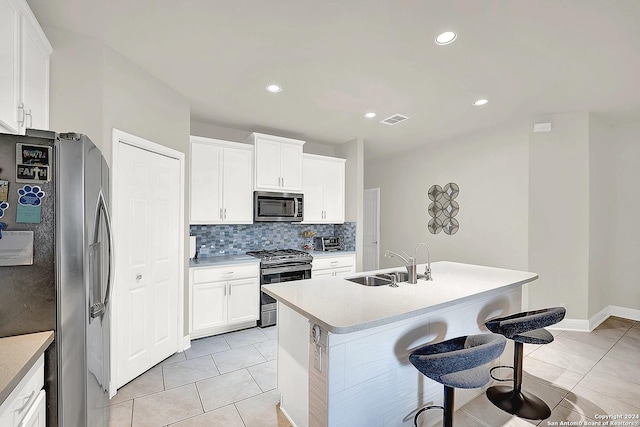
136 274 142 280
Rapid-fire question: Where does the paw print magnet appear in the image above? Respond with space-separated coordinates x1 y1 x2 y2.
16 185 45 224
0 201 8 219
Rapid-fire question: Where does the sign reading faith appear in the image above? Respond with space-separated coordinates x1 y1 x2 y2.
16 143 51 183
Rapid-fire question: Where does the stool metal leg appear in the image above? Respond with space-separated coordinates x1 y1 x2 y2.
486 342 551 420
443 386 454 427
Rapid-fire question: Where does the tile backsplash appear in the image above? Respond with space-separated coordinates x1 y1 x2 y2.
190 222 356 257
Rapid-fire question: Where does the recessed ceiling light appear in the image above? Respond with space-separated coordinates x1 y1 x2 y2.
435 31 457 45
266 84 282 93
364 112 376 119
473 99 489 106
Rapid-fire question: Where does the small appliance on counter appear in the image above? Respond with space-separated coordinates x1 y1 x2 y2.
314 236 342 251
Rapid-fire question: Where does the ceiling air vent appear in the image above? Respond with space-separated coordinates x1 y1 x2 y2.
380 114 409 125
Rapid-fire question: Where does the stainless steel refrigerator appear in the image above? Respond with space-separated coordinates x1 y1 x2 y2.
0 129 112 427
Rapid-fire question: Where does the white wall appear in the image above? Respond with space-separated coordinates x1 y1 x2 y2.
336 138 365 270
607 121 640 312
365 124 529 271
588 114 612 317
528 113 591 319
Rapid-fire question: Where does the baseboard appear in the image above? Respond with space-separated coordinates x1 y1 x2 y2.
549 318 590 332
609 305 640 321
548 304 640 332
278 404 298 427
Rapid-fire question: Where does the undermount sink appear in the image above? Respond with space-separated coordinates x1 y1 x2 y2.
378 271 409 283
346 270 410 286
346 275 393 286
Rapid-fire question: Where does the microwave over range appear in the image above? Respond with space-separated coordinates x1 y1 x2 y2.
254 191 304 222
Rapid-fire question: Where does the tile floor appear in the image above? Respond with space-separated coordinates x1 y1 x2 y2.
109 317 640 427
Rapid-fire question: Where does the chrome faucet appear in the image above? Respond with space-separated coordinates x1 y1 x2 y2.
385 243 433 284
414 243 432 281
384 250 417 284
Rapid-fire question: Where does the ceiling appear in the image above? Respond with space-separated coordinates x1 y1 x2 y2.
27 0 640 158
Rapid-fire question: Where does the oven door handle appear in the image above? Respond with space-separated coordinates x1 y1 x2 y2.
261 264 312 276
294 198 299 218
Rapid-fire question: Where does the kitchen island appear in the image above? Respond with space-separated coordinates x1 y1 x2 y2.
262 261 537 427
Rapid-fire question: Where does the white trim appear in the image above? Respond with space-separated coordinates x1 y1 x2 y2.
548 304 640 333
278 404 299 427
110 128 185 397
363 188 380 272
181 334 191 351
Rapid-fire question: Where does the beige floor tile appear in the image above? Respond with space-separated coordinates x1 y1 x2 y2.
606 341 638 364
156 351 186 367
109 400 133 427
599 316 635 330
431 410 490 427
212 345 267 374
578 369 640 409
248 360 277 392
110 366 164 405
235 389 289 427
185 335 230 359
457 392 538 427
163 355 220 389
559 330 618 350
262 325 278 340
621 326 640 347
196 369 262 412
591 355 640 385
543 335 608 361
254 339 277 361
522 357 585 390
223 327 270 348
131 384 203 427
559 384 640 418
527 345 597 375
168 404 245 427
544 405 595 425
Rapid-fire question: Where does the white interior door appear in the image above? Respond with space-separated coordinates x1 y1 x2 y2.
363 188 380 271
113 136 182 389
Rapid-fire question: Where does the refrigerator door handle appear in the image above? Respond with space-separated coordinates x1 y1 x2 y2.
90 190 114 319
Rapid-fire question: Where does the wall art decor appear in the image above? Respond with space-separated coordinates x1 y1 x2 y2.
428 182 459 235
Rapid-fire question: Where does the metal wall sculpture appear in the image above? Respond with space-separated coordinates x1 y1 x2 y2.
428 183 459 235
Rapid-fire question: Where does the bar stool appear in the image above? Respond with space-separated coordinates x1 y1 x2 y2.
484 307 566 420
409 333 506 427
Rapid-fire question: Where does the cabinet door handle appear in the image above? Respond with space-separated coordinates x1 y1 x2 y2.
224 208 227 219
26 109 33 128
219 208 223 219
282 177 284 187
228 284 232 295
224 286 226 296
17 103 25 126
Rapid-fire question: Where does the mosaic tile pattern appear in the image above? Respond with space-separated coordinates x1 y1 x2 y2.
191 222 356 257
428 182 460 235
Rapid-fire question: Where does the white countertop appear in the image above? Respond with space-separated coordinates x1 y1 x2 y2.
0 331 54 406
262 261 537 334
189 254 260 268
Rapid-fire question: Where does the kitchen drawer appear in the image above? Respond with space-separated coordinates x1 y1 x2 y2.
193 263 259 284
0 354 44 427
312 255 355 271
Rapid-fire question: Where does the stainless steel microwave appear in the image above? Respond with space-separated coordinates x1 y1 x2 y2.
254 191 303 222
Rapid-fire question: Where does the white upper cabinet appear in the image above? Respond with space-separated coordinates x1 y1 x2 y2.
302 154 346 224
190 136 253 224
246 132 305 192
0 0 51 134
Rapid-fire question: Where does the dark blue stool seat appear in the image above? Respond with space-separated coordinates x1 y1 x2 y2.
484 307 566 420
409 334 506 427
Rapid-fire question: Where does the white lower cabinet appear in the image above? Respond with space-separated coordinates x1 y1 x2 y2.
311 254 356 278
0 354 45 427
190 262 259 339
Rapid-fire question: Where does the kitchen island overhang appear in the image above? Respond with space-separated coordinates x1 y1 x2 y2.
264 261 538 427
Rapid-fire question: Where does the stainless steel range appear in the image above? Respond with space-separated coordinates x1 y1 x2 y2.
246 249 313 327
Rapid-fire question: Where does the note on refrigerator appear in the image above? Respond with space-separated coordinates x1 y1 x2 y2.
0 231 34 266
